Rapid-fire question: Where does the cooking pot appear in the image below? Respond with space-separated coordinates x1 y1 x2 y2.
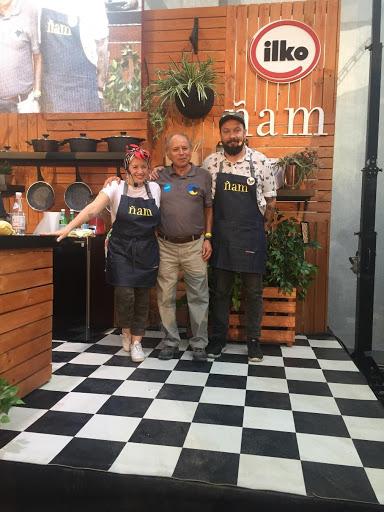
62 133 101 152
26 134 62 152
101 132 145 152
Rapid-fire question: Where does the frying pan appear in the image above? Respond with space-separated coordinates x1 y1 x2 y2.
64 166 92 212
26 166 55 211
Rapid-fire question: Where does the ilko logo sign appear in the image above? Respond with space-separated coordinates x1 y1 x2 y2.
249 20 321 83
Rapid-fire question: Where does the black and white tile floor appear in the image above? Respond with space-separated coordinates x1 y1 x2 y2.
1 332 384 506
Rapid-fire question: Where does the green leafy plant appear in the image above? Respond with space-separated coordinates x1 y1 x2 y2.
0 161 12 175
143 55 217 139
0 378 23 424
104 45 141 112
263 215 320 299
274 149 318 185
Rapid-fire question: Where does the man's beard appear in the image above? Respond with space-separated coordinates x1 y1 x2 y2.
222 140 245 156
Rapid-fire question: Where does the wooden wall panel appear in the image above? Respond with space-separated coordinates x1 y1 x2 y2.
142 1 340 335
0 1 340 335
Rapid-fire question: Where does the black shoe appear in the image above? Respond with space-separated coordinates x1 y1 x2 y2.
192 348 208 362
247 339 263 362
158 346 179 360
206 339 225 358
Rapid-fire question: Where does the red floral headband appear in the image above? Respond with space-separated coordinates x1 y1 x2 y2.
124 144 150 169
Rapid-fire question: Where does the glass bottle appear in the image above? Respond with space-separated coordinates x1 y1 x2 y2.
11 192 26 235
69 209 75 222
59 209 68 228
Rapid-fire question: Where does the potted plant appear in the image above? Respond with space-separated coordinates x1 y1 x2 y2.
0 161 12 187
274 148 318 189
0 378 23 424
103 44 141 112
228 215 320 345
143 55 217 139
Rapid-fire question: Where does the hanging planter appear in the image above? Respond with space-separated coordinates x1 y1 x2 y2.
174 84 215 119
143 55 217 139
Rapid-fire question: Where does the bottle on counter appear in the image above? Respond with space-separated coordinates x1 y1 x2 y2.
69 209 75 222
11 192 26 235
59 209 68 228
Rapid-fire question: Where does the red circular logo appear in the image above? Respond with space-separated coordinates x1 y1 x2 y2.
249 20 321 83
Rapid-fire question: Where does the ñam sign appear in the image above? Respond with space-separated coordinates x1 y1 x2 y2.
249 20 321 83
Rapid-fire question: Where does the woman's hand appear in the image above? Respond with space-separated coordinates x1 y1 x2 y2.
103 175 121 188
41 227 70 242
202 239 212 261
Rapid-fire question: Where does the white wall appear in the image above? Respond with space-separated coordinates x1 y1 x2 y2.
329 0 384 356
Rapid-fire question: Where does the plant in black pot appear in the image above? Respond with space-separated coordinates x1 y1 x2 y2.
143 55 217 139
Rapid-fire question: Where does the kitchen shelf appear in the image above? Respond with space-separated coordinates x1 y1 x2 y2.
0 151 125 168
0 184 25 196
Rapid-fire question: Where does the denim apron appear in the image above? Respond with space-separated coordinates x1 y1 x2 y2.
106 183 160 288
211 160 266 273
40 8 101 112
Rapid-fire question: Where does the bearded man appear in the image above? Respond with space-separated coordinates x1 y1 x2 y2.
203 110 277 362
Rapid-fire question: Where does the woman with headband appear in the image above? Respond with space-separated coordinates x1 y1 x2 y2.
52 145 161 362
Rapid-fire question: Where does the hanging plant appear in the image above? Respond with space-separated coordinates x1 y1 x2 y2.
143 55 218 140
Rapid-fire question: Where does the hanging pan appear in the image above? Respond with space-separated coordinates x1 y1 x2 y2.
26 166 55 211
64 166 92 212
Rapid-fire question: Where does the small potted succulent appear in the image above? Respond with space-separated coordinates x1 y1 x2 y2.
143 55 217 139
275 148 318 189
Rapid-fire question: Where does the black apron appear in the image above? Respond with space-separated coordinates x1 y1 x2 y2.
211 160 267 273
106 183 160 288
40 8 101 112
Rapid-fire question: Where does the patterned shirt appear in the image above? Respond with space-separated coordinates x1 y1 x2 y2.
202 146 277 215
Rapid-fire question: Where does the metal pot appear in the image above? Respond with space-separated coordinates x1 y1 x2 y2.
101 132 145 152
62 133 101 152
64 166 93 212
26 134 62 152
26 166 55 211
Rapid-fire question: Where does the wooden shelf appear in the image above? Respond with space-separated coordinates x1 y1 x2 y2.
0 151 125 168
276 188 315 201
0 184 25 197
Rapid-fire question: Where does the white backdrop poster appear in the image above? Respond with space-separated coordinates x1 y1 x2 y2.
0 0 142 113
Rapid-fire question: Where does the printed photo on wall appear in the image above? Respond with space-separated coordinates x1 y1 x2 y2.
0 0 142 114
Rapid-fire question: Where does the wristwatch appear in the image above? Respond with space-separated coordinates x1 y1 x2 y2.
204 232 212 240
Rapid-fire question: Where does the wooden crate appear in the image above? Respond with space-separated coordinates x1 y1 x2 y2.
228 287 296 346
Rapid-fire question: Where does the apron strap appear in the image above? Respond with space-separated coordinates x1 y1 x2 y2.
124 181 153 199
218 157 256 178
144 182 153 199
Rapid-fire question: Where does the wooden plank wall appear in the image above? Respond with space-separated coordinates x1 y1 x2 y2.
142 1 340 334
0 249 53 397
0 1 340 335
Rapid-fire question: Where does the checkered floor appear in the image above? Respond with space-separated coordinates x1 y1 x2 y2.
1 332 384 506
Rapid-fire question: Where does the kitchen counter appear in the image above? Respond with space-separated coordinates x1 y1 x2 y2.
0 239 55 397
0 234 57 249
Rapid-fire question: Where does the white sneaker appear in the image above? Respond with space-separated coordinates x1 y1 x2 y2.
131 342 145 363
121 334 131 352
